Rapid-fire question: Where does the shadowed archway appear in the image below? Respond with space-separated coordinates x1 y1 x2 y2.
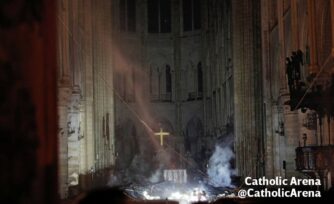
185 117 203 164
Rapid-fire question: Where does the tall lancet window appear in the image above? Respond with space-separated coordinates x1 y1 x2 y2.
148 0 171 33
183 0 201 31
165 65 172 101
197 62 203 95
166 65 172 93
120 0 136 32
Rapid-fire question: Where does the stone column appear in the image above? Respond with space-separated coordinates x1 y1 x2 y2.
57 0 72 198
291 0 299 50
67 91 81 189
307 0 319 74
260 0 272 178
232 0 263 178
172 0 183 166
58 0 71 83
91 0 114 174
82 0 95 181
58 87 71 199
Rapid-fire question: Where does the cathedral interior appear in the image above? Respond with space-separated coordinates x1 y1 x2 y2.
1 0 334 203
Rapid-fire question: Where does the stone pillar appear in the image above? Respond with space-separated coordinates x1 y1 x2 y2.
307 0 319 74
283 106 300 178
277 0 286 88
91 0 114 176
67 90 81 190
58 0 71 83
232 0 263 178
291 0 299 50
57 0 72 198
172 0 183 166
260 0 272 178
58 86 71 199
79 103 86 175
82 0 95 178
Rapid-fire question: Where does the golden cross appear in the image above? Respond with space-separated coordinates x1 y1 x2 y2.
154 128 170 146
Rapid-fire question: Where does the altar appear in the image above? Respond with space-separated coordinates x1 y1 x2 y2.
163 169 187 184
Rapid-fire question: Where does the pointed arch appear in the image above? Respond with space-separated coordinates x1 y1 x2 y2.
162 64 172 101
166 64 172 93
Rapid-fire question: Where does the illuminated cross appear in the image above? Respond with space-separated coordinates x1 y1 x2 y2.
154 128 170 146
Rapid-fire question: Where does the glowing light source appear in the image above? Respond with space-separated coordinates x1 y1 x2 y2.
154 128 170 146
142 187 208 204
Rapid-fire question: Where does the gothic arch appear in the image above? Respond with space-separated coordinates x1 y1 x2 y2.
166 64 172 94
149 63 173 101
114 119 139 169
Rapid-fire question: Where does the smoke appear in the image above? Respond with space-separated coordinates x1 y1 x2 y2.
112 42 160 147
207 133 235 187
149 168 162 183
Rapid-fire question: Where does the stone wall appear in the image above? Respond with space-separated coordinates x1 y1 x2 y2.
57 0 115 199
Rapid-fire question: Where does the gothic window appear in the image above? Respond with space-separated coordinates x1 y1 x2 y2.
120 0 126 30
183 0 201 31
166 65 172 93
197 62 203 94
148 0 171 33
148 0 159 32
120 0 136 32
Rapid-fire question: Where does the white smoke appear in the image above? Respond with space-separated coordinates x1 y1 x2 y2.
149 168 162 183
207 135 236 187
